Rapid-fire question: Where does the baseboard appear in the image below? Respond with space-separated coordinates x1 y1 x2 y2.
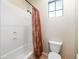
42 52 48 56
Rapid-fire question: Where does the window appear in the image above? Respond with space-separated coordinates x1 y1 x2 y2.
48 0 63 17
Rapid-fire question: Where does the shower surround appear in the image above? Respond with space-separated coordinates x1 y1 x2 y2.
1 0 33 59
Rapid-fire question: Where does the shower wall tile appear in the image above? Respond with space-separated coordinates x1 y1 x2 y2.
1 0 32 59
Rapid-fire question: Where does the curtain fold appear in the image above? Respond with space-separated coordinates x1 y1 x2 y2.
32 7 43 58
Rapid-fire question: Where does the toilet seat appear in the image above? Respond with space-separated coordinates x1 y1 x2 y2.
48 52 61 59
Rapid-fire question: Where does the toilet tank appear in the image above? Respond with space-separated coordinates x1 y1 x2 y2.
49 41 62 53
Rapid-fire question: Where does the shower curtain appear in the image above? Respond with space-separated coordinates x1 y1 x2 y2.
32 7 43 58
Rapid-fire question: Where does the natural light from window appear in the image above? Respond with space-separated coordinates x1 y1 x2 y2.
48 0 63 18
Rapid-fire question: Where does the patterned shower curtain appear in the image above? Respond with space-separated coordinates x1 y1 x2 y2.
32 7 43 58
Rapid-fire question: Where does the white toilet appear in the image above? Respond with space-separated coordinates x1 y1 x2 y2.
48 40 62 59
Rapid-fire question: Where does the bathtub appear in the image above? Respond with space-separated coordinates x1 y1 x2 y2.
1 45 33 59
15 51 33 59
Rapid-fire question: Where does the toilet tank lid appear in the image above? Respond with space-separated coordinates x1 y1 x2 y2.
49 41 62 45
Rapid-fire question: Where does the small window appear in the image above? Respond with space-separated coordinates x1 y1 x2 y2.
48 0 63 17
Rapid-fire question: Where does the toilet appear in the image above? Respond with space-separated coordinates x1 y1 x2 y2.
48 40 62 59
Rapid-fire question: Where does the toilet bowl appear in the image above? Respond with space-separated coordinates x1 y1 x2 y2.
48 52 61 59
48 40 62 59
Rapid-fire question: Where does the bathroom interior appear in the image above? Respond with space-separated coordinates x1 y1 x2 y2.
0 0 78 59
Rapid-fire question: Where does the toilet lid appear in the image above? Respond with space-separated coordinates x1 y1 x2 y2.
48 52 61 59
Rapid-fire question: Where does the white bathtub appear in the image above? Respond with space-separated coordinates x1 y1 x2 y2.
1 45 33 59
15 51 33 59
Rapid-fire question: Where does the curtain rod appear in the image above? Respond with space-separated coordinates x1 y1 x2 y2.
25 0 35 8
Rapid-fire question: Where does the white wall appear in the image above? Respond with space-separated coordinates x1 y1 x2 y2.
0 0 1 59
1 0 32 59
28 0 77 59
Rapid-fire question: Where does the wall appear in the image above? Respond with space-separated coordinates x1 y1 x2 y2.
1 0 32 59
75 0 78 56
0 0 2 59
28 0 77 59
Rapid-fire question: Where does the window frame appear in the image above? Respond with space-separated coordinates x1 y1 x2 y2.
48 0 63 17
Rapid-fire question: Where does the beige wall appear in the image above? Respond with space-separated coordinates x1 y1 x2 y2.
28 0 77 59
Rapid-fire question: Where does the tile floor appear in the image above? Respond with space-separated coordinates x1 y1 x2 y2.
15 53 48 59
28 54 48 59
